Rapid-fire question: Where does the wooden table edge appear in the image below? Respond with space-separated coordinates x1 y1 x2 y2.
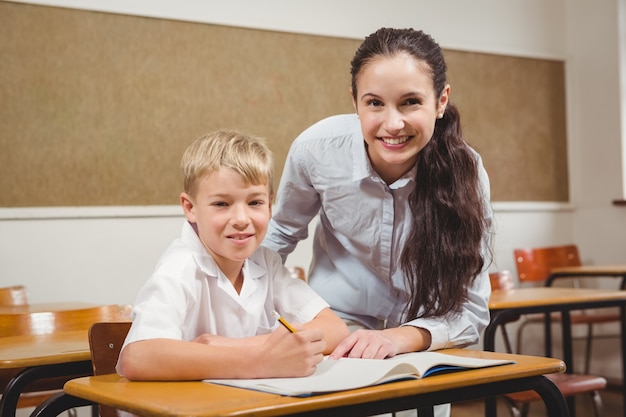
63 350 565 417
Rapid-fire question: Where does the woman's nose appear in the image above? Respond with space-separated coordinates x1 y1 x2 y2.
383 108 405 132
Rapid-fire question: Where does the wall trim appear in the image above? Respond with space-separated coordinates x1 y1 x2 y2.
0 206 183 220
0 202 574 220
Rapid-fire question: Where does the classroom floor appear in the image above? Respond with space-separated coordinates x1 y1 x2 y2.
450 384 622 416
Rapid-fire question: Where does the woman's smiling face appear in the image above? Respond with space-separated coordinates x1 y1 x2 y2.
352 52 449 184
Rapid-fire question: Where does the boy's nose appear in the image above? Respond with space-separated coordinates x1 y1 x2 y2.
232 205 250 225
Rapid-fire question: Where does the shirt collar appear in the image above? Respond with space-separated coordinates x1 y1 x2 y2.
180 221 265 280
351 133 416 189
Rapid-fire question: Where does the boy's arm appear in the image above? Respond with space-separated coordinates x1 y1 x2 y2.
118 326 326 381
302 307 350 354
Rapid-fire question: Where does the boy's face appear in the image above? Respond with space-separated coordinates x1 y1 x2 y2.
181 167 271 275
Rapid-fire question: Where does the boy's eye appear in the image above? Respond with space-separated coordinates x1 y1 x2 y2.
249 200 263 207
212 202 228 207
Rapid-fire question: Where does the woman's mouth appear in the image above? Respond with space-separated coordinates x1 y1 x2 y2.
380 136 410 145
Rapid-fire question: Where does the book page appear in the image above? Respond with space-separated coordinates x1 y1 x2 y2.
206 351 514 397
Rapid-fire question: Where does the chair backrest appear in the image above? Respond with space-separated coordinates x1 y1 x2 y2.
88 321 131 376
0 304 131 337
88 321 132 417
0 285 29 306
513 244 581 283
489 270 516 291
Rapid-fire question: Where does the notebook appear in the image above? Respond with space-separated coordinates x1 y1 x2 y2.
206 351 514 397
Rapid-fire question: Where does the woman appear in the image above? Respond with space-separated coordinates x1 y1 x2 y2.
263 28 493 414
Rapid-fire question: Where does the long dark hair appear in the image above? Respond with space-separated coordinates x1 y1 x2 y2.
351 28 491 320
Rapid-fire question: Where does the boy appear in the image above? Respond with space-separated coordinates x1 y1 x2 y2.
117 130 348 380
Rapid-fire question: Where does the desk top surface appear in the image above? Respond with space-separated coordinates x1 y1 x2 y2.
0 330 89 368
489 287 626 310
64 349 564 417
0 302 96 315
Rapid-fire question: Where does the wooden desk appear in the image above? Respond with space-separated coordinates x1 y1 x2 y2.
0 330 93 417
485 287 626 417
546 264 626 288
0 302 96 315
32 349 568 417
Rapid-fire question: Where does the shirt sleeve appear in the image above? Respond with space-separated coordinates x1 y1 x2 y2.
403 154 493 351
121 252 197 348
261 248 329 323
263 134 322 262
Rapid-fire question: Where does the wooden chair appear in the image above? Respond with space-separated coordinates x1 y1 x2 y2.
287 266 306 281
88 321 133 417
0 304 131 413
29 321 133 417
514 244 620 373
489 270 607 417
0 285 29 306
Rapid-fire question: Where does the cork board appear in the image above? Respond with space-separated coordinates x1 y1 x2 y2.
0 2 567 206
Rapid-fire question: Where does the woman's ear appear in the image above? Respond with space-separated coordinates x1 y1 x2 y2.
349 88 358 114
438 84 450 116
180 192 196 223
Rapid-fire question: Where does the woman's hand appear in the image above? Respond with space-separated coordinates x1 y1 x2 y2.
328 329 396 359
329 326 432 359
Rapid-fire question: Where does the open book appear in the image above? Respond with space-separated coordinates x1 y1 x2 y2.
206 351 514 397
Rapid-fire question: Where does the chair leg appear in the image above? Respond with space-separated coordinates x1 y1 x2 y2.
500 324 514 354
589 389 604 417
519 402 531 417
515 320 533 354
501 397 522 417
584 322 593 374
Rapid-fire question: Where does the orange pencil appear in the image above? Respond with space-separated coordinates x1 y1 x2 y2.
271 310 297 333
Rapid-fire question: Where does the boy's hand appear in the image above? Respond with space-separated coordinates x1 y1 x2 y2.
258 325 326 377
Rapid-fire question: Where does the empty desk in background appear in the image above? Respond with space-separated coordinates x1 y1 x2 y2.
546 264 626 288
485 287 626 417
0 330 92 417
0 303 129 417
0 302 96 316
33 349 568 417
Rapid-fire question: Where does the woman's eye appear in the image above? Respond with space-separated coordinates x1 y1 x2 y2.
404 98 421 106
366 99 383 107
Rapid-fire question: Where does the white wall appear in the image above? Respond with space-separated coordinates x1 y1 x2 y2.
2 0 625 403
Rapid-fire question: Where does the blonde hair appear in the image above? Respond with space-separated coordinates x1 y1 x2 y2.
181 129 274 198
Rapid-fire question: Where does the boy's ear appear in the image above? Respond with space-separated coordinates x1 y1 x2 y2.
180 192 196 223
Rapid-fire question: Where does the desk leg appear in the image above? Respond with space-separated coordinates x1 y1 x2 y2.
558 310 577 416
483 311 504 417
0 361 92 417
415 408 434 417
31 392 95 417
621 304 626 417
534 375 571 417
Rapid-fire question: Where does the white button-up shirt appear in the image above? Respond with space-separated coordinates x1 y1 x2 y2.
263 113 492 351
